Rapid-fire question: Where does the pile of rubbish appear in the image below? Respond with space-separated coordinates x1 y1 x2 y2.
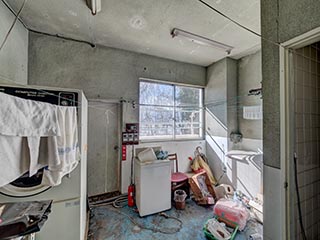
201 188 263 239
188 147 217 205
188 147 263 239
190 147 217 185
203 217 238 240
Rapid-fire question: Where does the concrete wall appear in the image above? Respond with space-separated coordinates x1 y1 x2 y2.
224 52 263 198
28 32 205 101
205 53 263 143
238 50 262 140
205 54 263 199
205 57 237 187
261 1 320 239
28 32 206 195
205 58 238 139
0 1 28 85
226 58 238 140
206 59 228 128
205 54 263 150
226 53 263 199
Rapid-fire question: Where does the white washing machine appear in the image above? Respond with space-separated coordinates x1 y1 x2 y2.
134 158 171 217
0 84 88 240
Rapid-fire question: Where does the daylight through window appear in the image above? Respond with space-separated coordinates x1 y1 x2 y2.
139 81 203 141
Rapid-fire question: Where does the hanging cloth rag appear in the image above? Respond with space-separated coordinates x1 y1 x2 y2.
0 92 59 137
0 92 80 187
42 106 80 186
0 137 30 187
0 92 60 187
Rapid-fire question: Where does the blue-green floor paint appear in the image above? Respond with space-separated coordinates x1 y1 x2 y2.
88 199 262 240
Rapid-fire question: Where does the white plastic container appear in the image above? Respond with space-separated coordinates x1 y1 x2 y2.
137 148 157 162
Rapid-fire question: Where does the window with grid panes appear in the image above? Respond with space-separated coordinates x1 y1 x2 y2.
139 80 203 141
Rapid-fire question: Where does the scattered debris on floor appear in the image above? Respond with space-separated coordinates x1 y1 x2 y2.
88 145 263 239
189 171 216 205
203 217 237 240
187 146 264 238
88 191 122 205
214 184 234 200
88 198 262 240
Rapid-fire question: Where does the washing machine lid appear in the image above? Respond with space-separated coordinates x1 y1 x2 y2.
0 168 51 197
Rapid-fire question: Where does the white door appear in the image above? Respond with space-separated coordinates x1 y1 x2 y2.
87 101 120 196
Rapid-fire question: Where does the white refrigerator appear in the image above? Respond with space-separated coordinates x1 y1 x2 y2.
134 158 171 216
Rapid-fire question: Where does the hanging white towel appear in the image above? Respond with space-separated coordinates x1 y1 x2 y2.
42 106 80 186
0 92 60 186
0 92 80 187
0 92 60 136
0 136 30 187
27 137 43 176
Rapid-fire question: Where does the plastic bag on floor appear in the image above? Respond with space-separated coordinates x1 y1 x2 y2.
214 198 250 231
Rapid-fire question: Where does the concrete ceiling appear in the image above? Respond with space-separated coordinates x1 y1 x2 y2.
7 0 261 66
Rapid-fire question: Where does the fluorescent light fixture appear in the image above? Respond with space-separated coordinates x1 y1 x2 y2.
86 0 101 15
171 28 233 54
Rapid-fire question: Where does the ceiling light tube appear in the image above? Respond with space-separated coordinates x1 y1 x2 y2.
171 28 233 54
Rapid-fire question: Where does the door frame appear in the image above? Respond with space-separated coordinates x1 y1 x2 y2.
280 26 320 239
88 99 122 194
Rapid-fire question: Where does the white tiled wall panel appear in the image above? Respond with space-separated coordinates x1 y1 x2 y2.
293 43 320 240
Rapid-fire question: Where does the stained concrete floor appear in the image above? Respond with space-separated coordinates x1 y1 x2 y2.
88 199 262 240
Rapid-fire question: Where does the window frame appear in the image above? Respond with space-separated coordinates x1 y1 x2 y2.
139 78 204 142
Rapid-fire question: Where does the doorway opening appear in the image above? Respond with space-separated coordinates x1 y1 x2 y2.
281 28 320 240
87 100 121 197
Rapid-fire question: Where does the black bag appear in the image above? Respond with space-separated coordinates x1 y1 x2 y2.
0 200 52 239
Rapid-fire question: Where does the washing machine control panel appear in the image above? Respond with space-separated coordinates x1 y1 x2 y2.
0 86 78 106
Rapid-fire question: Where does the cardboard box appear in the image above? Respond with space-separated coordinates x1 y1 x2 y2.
189 172 216 205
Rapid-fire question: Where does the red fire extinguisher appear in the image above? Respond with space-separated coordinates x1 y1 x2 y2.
128 184 135 207
128 145 135 207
